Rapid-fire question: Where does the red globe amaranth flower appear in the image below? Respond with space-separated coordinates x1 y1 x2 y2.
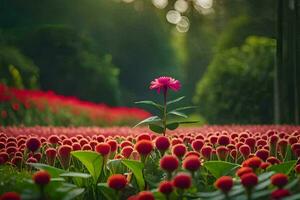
271 189 291 199
58 145 72 169
95 143 111 156
255 149 269 161
121 146 133 158
173 173 192 189
33 170 51 186
183 156 201 172
160 155 179 172
120 141 133 148
48 135 60 144
243 156 262 169
216 146 229 160
218 135 230 146
27 157 38 163
107 140 118 152
107 174 127 190
1 110 8 119
137 134 151 141
0 152 9 163
271 173 289 188
11 156 22 166
45 148 56 166
172 144 186 158
135 140 153 156
260 162 270 170
137 191 155 200
267 156 281 165
241 173 258 188
11 103 19 111
201 146 212 160
155 136 170 152
191 139 204 151
214 176 233 193
239 145 251 159
236 167 253 177
0 192 21 200
158 181 173 195
26 137 41 152
149 76 181 93
72 143 81 151
245 138 256 151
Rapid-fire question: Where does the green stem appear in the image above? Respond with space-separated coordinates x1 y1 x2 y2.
163 88 167 136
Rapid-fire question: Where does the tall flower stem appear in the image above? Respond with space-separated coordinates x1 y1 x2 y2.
162 87 167 136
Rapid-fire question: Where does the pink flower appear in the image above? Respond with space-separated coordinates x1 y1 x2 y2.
149 76 181 93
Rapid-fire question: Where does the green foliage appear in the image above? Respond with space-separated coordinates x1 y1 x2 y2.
267 160 297 175
22 25 120 105
121 159 145 191
71 151 104 183
203 161 240 178
194 36 276 124
0 45 39 89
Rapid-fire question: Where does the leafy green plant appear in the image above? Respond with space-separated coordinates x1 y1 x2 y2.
135 76 198 135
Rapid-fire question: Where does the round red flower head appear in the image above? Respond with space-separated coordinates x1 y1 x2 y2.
172 144 187 158
271 189 291 199
0 192 21 200
107 174 127 190
160 155 179 172
159 181 174 195
155 136 170 152
95 143 111 156
214 176 234 193
183 156 201 172
150 76 181 94
26 137 41 152
240 172 258 188
135 140 153 156
271 173 288 188
33 170 51 186
173 173 192 189
137 191 155 200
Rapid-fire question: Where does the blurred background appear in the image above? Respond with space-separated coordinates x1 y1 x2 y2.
0 0 299 126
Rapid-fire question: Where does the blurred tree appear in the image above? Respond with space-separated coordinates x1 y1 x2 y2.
0 45 39 89
22 25 120 105
193 36 276 124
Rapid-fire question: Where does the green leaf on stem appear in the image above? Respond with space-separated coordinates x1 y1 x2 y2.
133 116 161 128
98 183 117 200
28 163 66 177
266 160 297 174
167 110 188 118
172 106 198 111
135 100 164 111
122 159 145 191
203 161 240 178
166 96 185 105
60 172 91 179
61 188 85 200
71 151 103 183
166 122 179 130
149 124 164 133
178 120 201 124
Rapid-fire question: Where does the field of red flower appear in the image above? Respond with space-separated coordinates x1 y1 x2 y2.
0 84 150 126
0 125 300 200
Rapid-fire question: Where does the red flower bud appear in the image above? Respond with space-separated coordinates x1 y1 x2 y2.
95 143 111 156
173 173 192 189
217 136 230 146
267 156 281 165
33 170 50 186
72 143 81 151
271 173 288 188
58 145 72 169
260 162 270 170
135 140 153 156
48 135 60 144
216 146 229 160
241 173 258 188
26 137 41 152
137 191 155 200
243 156 262 169
107 140 118 152
201 146 212 160
192 139 204 151
255 149 269 161
107 174 127 190
0 192 21 200
183 156 201 172
158 181 173 195
214 176 233 193
121 146 133 158
45 148 56 166
137 133 151 141
172 144 186 158
236 167 253 177
295 164 300 174
239 145 251 159
160 155 179 172
271 189 290 199
155 136 170 152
